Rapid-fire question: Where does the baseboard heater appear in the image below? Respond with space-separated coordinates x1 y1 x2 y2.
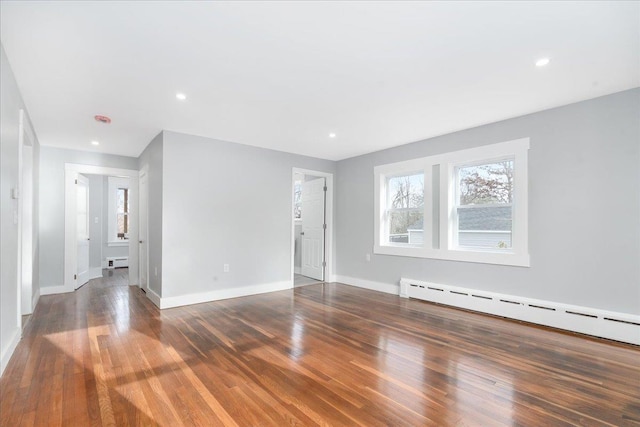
400 277 640 345
106 256 128 269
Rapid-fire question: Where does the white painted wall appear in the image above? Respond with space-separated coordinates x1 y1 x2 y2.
160 131 335 301
137 132 163 296
38 147 137 290
336 88 640 315
1 44 40 376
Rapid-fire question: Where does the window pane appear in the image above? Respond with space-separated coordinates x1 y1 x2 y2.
117 188 125 213
457 206 511 249
388 210 423 244
117 213 129 238
459 160 513 205
293 181 302 219
388 174 424 209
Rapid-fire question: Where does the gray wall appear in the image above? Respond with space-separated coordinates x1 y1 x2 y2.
1 44 40 373
161 131 336 298
39 147 137 288
138 132 163 295
336 88 640 315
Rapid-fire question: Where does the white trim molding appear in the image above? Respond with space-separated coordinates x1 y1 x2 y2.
146 287 162 307
64 164 140 291
334 275 399 296
31 287 40 311
400 277 640 345
150 281 293 310
40 284 74 295
1 327 21 377
374 138 530 267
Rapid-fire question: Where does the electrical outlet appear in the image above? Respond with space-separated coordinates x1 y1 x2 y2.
94 217 99 224
223 264 230 273
365 253 371 262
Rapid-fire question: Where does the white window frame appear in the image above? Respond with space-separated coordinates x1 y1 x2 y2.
374 158 433 258
374 138 530 267
108 176 130 247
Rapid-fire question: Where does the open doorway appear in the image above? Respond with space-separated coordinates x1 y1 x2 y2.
292 169 333 287
64 164 139 292
76 173 132 290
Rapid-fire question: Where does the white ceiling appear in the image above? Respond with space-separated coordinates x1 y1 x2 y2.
1 1 638 160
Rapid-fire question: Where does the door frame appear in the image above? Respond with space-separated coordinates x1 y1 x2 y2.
64 164 139 291
138 166 149 292
17 109 36 323
74 173 91 289
291 168 334 285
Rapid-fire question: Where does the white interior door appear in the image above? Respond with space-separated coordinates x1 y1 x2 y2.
139 170 148 292
76 174 91 288
301 178 325 281
20 144 34 314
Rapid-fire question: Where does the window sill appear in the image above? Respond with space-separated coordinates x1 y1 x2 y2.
374 245 530 267
108 241 129 247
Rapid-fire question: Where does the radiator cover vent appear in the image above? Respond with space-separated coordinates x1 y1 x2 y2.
400 278 639 345
106 256 128 269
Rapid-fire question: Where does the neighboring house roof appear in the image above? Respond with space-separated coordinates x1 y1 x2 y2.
407 206 512 231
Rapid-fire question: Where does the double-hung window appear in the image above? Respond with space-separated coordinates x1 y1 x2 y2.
374 138 529 266
385 173 424 245
453 159 514 251
108 176 130 246
116 187 129 238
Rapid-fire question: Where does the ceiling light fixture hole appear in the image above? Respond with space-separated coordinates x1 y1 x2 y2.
94 115 112 124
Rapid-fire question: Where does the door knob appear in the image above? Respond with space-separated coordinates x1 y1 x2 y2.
300 232 305 235
139 240 143 244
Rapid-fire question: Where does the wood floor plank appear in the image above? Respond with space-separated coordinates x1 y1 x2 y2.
1 269 639 426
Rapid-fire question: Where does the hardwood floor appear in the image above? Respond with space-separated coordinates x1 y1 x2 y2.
294 274 322 287
1 273 639 426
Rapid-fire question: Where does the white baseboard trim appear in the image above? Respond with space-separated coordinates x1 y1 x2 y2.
294 266 301 275
334 275 399 295
146 287 162 308
158 281 293 310
401 277 640 346
31 287 41 311
40 284 74 295
87 267 102 281
1 327 21 377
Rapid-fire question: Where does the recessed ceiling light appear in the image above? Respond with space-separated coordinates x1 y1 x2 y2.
91 140 100 146
535 58 550 67
329 133 336 138
176 93 187 101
